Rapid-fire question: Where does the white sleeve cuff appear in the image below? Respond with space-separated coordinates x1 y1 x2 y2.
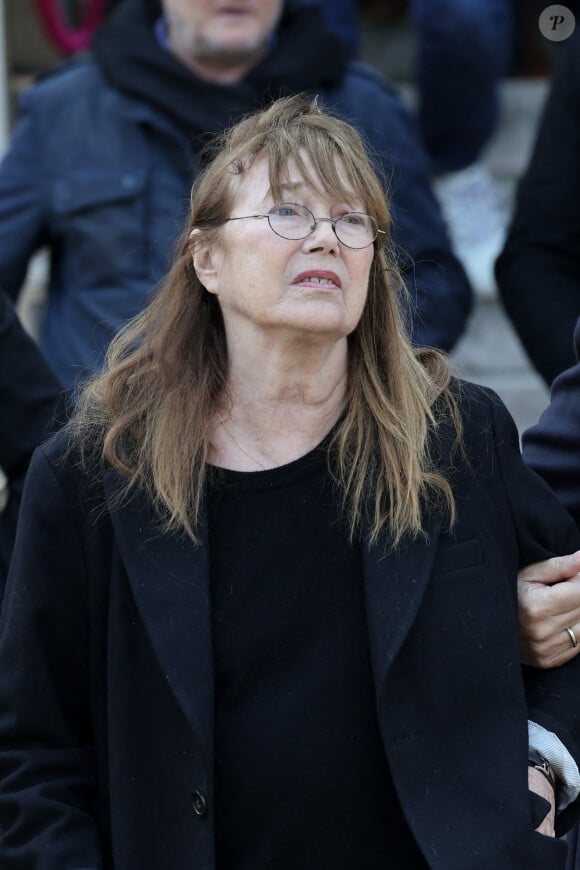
528 720 580 811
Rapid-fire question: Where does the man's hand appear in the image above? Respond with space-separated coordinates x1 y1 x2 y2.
528 766 556 836
518 552 580 667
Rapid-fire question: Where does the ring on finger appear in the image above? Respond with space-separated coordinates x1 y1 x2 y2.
566 626 578 648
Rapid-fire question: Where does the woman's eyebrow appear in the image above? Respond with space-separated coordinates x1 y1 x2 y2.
254 182 305 205
277 181 362 209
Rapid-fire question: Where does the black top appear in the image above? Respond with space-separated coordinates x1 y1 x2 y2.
208 440 426 869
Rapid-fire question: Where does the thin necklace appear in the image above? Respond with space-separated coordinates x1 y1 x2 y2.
216 411 268 471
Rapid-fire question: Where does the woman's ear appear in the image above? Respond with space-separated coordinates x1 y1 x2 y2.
189 228 220 295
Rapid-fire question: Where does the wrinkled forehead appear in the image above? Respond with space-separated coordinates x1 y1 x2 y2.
229 148 366 209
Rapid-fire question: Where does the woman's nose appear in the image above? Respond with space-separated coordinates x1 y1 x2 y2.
305 218 339 251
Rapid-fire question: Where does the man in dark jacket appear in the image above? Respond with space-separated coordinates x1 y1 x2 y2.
0 0 471 389
495 27 580 386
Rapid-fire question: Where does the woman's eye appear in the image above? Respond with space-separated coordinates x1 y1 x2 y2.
270 204 301 217
341 213 365 226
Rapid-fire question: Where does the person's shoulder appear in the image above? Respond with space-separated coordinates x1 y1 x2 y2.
37 425 78 463
447 379 519 449
416 353 501 429
426 379 520 486
344 60 398 94
32 425 105 505
331 60 402 105
450 377 498 408
19 55 105 107
323 61 411 142
448 377 502 417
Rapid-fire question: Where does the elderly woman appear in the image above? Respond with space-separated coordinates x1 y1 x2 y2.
1 95 580 869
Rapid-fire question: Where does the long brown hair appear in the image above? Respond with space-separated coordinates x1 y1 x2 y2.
71 94 460 545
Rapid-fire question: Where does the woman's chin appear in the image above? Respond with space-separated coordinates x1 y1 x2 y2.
286 316 351 340
273 301 356 338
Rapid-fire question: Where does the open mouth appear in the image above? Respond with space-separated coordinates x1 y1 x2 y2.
292 271 342 290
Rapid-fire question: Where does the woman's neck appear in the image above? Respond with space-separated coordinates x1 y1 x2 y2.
211 339 349 471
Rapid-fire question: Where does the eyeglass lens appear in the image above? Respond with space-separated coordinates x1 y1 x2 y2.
267 204 377 248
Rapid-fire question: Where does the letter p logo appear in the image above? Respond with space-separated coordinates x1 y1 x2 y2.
539 5 576 41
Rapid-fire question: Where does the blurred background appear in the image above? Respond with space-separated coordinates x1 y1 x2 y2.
357 0 575 434
1 0 575 434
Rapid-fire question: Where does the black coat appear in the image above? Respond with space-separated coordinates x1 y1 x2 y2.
1 384 580 869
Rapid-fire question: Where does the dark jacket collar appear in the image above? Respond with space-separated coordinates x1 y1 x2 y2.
104 469 214 764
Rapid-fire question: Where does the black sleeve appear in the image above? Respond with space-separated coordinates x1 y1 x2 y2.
495 31 580 386
488 388 580 834
522 318 580 527
0 291 68 584
0 445 104 869
0 290 65 478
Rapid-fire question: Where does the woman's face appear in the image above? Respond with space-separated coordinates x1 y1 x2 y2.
193 153 375 346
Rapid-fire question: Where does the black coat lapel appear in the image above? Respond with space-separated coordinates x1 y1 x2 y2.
104 470 213 757
363 510 441 694
103 467 440 757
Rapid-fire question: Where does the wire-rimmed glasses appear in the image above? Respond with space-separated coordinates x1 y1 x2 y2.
225 203 385 249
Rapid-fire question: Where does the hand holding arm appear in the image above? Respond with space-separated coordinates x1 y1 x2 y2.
518 552 580 667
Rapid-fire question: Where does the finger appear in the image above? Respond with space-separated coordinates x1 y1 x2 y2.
520 621 580 668
518 577 580 627
518 578 580 666
518 589 580 666
518 551 580 585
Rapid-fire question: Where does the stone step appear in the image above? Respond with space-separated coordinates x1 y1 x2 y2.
451 297 550 435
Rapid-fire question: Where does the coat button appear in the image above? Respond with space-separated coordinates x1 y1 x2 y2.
191 790 208 817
